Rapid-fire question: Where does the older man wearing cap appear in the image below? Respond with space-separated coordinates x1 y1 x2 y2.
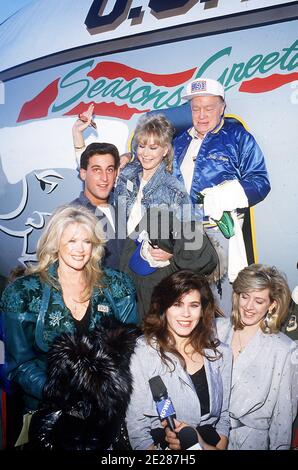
173 77 270 314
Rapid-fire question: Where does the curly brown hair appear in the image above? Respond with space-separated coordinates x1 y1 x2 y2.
143 270 222 370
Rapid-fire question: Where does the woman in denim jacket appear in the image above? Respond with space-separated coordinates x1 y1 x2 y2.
115 114 217 319
115 114 192 231
1 205 138 414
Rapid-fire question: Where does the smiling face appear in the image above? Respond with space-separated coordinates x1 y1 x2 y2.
80 154 117 206
166 290 202 342
58 223 93 272
238 289 276 327
191 95 225 138
136 135 168 180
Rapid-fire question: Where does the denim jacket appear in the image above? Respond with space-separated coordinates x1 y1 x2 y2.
71 191 125 270
114 160 193 223
1 264 138 411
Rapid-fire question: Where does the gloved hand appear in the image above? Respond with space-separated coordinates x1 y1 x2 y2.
201 180 248 221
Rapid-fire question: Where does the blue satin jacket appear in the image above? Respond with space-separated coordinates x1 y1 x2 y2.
173 117 271 207
0 264 138 411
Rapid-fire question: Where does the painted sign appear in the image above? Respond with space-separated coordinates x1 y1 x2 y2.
16 39 298 125
0 0 296 72
0 18 297 290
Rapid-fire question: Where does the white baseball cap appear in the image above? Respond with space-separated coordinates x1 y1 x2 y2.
182 78 225 100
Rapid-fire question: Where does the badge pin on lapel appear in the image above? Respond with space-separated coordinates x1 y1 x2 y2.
97 304 110 313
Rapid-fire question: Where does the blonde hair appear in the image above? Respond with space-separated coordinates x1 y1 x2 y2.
26 205 105 294
133 114 175 172
231 264 291 334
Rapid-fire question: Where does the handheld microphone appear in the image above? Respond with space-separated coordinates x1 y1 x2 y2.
149 376 176 432
179 426 202 450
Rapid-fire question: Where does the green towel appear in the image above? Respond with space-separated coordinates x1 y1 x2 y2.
216 211 235 239
197 193 235 238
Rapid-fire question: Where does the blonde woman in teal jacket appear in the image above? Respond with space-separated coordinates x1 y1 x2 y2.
1 205 138 413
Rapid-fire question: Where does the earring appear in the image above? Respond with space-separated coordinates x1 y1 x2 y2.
264 308 274 331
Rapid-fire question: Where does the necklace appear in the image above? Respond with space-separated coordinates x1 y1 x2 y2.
71 298 89 319
58 271 90 316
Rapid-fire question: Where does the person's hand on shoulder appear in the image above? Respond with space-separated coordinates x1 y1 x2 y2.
119 152 132 171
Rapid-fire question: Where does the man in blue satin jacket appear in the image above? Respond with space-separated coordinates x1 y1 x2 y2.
173 78 270 314
173 77 270 209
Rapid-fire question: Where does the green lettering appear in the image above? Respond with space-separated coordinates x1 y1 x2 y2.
101 79 123 97
217 67 229 86
287 54 298 70
195 47 232 82
115 79 138 99
259 52 280 73
152 91 170 109
224 62 245 89
139 88 165 106
128 87 168 109
110 79 124 97
52 60 93 112
87 79 106 98
159 87 183 108
129 86 152 104
243 54 263 78
279 40 298 71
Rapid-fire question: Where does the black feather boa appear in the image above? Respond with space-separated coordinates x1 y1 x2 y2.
28 316 140 450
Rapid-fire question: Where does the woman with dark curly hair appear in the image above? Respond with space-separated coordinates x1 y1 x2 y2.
216 264 298 450
126 270 232 450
